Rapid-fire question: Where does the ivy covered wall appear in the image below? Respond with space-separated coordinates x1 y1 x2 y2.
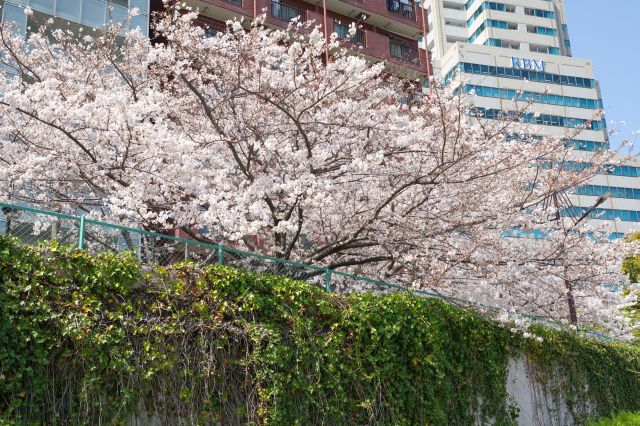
0 236 638 425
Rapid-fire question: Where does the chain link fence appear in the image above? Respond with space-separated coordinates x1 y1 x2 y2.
0 201 619 341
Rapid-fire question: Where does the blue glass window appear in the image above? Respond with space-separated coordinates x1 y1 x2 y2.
2 4 28 35
575 185 640 200
526 8 555 18
536 27 557 36
130 0 151 13
455 62 595 88
30 0 55 14
484 38 502 47
466 85 602 110
473 107 606 130
55 0 82 21
81 0 107 28
562 207 640 222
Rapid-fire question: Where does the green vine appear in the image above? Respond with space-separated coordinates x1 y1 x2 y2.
0 236 638 425
525 325 640 423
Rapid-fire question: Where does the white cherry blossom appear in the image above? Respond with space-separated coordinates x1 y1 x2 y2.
0 6 636 336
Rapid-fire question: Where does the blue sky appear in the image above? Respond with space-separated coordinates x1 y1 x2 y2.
564 0 640 152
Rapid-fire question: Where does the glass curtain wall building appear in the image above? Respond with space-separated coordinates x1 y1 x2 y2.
423 0 640 236
0 0 149 37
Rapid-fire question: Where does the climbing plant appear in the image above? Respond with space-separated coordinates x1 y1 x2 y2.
622 232 640 337
1 236 638 425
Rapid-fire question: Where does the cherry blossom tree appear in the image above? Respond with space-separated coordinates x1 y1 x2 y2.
0 4 636 335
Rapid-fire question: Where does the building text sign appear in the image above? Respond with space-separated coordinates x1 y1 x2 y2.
511 57 545 72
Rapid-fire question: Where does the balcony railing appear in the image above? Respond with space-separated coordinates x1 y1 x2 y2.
389 39 420 65
387 0 416 20
271 1 305 22
334 23 366 46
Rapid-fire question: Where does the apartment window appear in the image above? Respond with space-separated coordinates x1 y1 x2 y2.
469 21 487 43
468 20 516 43
387 0 416 20
443 1 464 10
467 2 516 27
527 26 557 36
483 38 519 50
446 35 467 43
389 38 419 64
484 38 502 47
271 0 304 21
529 44 550 53
334 21 366 46
445 20 466 28
468 2 516 27
465 0 481 10
486 2 516 13
524 8 555 19
203 25 218 38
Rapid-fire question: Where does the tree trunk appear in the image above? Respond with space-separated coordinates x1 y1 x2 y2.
564 273 578 325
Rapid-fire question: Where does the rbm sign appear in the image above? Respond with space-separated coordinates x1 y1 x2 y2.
511 57 546 72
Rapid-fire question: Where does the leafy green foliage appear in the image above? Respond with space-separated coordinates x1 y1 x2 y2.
0 237 141 424
589 411 640 425
620 233 640 337
526 325 640 422
0 236 639 425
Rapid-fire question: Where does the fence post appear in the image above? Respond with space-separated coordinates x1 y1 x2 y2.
217 244 223 266
78 215 86 249
324 268 331 293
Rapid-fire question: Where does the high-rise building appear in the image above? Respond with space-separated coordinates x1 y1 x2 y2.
0 0 150 37
423 0 640 236
151 0 430 78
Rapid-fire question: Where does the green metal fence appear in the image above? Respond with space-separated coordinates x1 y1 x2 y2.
0 201 619 341
0 201 451 297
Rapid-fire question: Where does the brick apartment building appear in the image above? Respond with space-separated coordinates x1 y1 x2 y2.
151 0 431 79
